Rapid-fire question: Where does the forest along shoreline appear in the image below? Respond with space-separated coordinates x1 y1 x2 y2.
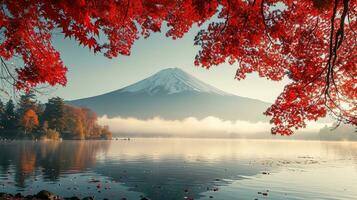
0 92 112 140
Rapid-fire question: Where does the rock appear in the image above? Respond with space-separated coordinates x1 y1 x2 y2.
36 190 56 200
141 197 149 200
64 197 80 200
0 193 13 198
15 193 23 198
258 190 269 196
25 195 34 199
82 197 95 200
89 179 100 183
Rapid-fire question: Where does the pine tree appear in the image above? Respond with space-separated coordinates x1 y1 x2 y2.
0 100 4 130
42 97 66 132
17 91 38 116
1 100 18 130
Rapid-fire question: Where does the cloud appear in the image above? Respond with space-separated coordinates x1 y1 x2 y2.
98 115 331 138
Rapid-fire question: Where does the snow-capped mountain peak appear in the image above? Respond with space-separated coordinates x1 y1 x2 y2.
121 68 230 95
68 67 270 122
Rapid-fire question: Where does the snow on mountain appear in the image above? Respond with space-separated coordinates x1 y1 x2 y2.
121 68 230 95
67 67 271 122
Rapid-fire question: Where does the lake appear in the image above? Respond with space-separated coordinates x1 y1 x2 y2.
0 139 356 200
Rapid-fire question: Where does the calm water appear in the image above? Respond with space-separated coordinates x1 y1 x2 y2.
0 139 356 200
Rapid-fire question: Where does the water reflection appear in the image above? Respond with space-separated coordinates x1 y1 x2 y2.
95 139 357 199
95 154 266 199
0 141 110 187
0 139 356 200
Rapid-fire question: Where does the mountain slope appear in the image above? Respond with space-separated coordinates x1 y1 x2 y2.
67 68 271 122
121 68 229 95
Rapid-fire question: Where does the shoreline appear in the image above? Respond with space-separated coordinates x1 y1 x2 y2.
0 190 150 200
0 137 356 143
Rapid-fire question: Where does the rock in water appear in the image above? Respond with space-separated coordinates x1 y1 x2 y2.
0 193 13 199
64 197 81 200
36 190 56 200
82 197 95 200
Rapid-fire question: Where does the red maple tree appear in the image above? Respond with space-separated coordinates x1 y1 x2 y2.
0 0 356 135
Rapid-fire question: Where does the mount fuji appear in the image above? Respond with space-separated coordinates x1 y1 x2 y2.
121 68 229 96
67 68 271 122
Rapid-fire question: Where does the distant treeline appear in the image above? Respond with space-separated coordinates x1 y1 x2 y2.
318 123 357 141
0 92 112 140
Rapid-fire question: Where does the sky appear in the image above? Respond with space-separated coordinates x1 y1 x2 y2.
43 23 291 104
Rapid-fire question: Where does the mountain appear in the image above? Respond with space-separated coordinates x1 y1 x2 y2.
67 68 271 122
121 68 229 96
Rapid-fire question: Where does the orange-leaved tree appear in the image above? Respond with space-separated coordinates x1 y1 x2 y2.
21 109 39 134
0 0 356 135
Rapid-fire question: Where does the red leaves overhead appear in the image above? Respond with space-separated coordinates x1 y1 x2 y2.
0 0 218 86
194 0 356 135
0 0 356 135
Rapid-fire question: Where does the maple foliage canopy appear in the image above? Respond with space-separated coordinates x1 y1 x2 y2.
0 0 356 135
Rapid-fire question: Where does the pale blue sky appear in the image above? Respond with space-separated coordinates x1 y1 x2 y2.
44 24 290 103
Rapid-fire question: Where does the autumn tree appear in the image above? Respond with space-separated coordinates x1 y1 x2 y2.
80 108 98 137
21 109 39 134
0 96 110 140
63 105 111 140
63 105 85 140
100 126 112 140
0 0 355 135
